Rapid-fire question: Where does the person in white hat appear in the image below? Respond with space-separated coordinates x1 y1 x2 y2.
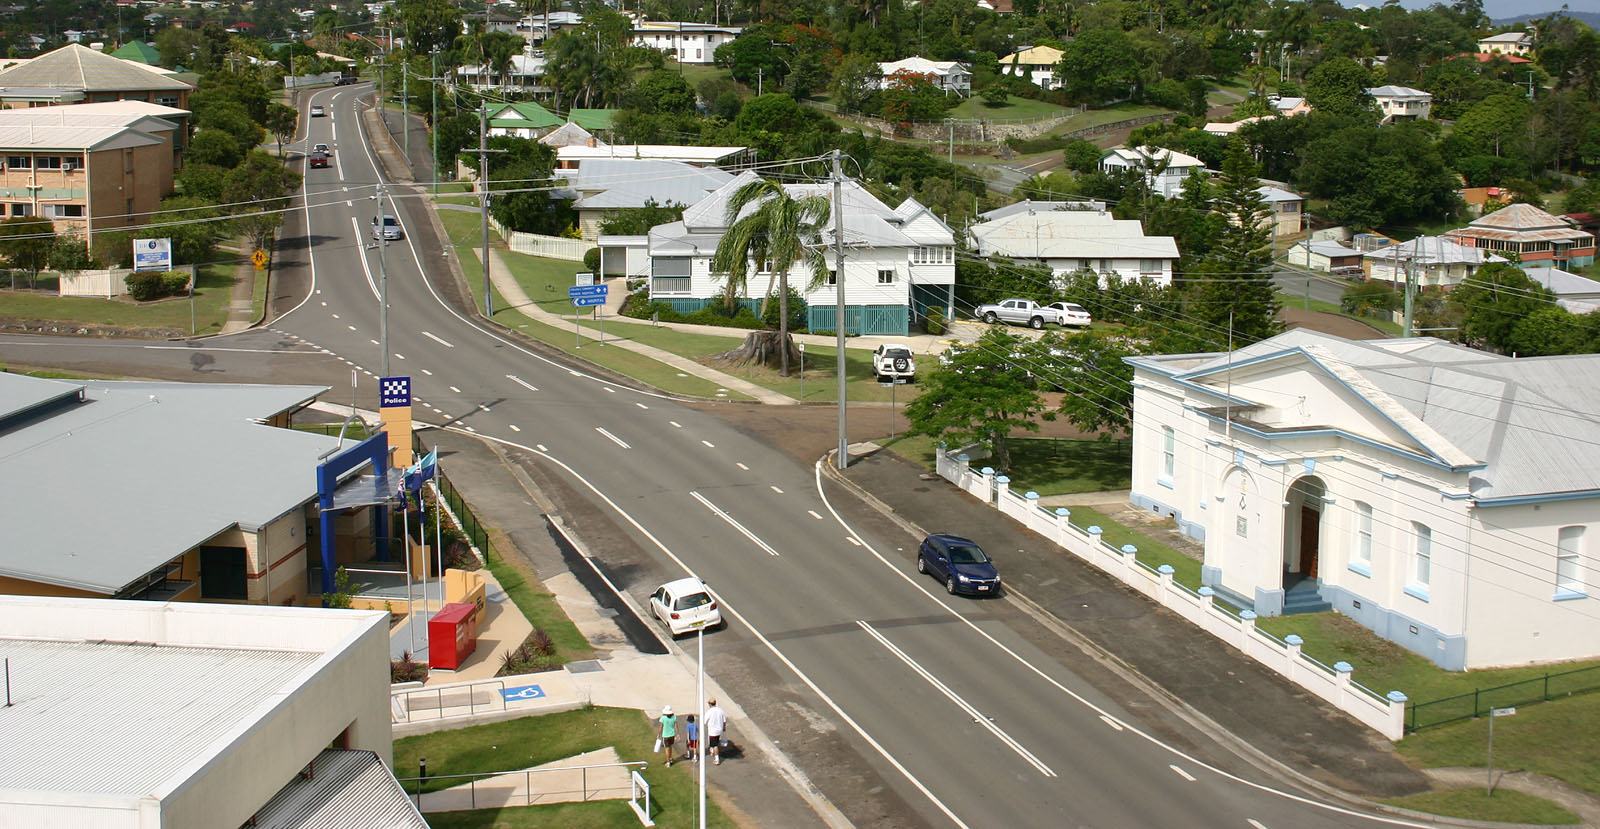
656 705 679 767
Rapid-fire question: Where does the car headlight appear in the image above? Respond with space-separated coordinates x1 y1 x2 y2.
957 574 971 583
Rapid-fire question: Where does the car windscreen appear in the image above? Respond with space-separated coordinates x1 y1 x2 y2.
674 591 713 611
948 544 989 564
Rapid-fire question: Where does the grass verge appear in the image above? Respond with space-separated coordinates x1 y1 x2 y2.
395 706 734 827
949 95 1073 121
1001 437 1132 496
482 533 593 663
0 259 239 332
1394 692 1600 798
1063 505 1204 589
1379 788 1579 825
1276 289 1401 336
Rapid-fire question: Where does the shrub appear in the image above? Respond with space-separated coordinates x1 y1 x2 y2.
125 270 165 301
161 270 190 295
498 636 559 675
924 305 946 335
391 650 428 682
762 286 806 331
1341 280 1402 316
530 627 555 656
583 247 601 273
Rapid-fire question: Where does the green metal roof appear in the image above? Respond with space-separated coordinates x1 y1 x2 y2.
488 102 562 128
110 40 161 66
568 108 617 130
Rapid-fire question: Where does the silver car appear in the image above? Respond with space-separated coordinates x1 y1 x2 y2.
371 214 402 241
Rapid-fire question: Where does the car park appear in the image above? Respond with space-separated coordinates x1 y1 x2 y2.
916 533 1002 596
371 214 402 241
1043 301 1093 327
648 577 721 636
308 151 329 169
872 343 916 383
310 105 326 117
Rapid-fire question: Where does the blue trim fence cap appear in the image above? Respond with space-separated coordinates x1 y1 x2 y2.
1334 661 1353 673
956 454 970 462
1387 690 1408 703
1054 507 1070 517
1240 610 1257 620
1119 544 1138 554
1025 491 1039 499
996 475 1010 484
980 466 995 475
1086 525 1103 534
1284 634 1303 646
1198 586 1214 597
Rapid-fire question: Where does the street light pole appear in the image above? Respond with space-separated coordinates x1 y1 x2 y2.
377 181 391 378
697 628 706 829
402 60 409 166
431 46 439 195
832 149 848 469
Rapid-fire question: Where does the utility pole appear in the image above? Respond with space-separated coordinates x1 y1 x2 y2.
1402 239 1417 338
757 67 762 96
832 150 848 470
377 180 392 377
402 60 409 166
431 46 439 194
468 106 505 318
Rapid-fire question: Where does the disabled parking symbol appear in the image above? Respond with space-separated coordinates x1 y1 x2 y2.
500 685 545 702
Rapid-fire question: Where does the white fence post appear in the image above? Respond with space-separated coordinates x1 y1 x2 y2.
991 471 1006 505
1157 563 1174 603
1333 661 1354 708
1053 508 1071 547
1239 609 1257 652
1284 634 1303 684
1119 544 1137 579
1387 690 1409 738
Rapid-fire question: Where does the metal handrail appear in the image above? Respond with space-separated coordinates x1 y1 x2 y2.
397 761 649 810
392 678 507 723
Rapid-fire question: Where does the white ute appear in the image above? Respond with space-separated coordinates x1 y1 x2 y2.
974 298 1059 329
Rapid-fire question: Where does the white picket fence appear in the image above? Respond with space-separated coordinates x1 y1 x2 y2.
58 268 134 298
935 445 1408 740
487 215 589 262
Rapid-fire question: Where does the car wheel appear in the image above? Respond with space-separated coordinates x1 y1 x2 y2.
893 358 909 372
982 312 998 324
917 555 927 574
1029 316 1044 330
946 577 958 594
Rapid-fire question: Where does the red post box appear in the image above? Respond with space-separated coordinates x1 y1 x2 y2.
428 602 480 671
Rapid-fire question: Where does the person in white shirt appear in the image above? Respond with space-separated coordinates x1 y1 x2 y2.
704 698 727 765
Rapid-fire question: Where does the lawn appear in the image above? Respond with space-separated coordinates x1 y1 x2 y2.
678 63 735 91
1063 505 1205 589
1394 692 1600 798
949 95 1074 122
999 437 1132 496
395 706 734 828
0 260 239 333
1044 102 1171 136
1380 788 1579 825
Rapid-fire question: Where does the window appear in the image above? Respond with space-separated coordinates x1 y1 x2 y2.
1354 502 1374 566
824 270 837 286
912 246 952 265
9 203 30 217
156 94 179 107
1161 426 1175 480
1140 259 1164 276
62 154 82 170
199 545 249 600
43 203 84 218
1412 523 1432 590
1557 526 1585 596
878 268 895 284
34 156 61 170
651 256 691 294
5 156 29 169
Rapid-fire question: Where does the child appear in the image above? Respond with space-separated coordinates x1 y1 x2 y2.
684 714 699 762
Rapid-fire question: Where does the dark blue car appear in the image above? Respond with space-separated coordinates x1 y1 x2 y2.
917 533 1001 596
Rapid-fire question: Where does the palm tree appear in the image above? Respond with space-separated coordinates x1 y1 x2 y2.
710 177 831 377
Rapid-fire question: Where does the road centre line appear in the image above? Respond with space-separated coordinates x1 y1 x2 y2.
857 621 1056 778
1100 715 1125 731
395 353 405 360
369 339 379 346
701 440 715 448
811 461 1430 827
331 313 340 319
690 492 779 557
1169 765 1196 782
508 424 520 432
449 386 462 394
595 427 631 449
669 421 682 428
420 369 433 376
737 463 749 471
505 375 539 393
771 486 783 494
636 402 648 409
808 510 823 520
422 331 454 348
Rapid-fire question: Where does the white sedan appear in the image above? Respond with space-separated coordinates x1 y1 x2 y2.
649 577 721 637
1045 301 1093 327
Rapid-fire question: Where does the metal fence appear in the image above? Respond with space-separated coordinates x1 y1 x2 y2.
434 465 495 564
391 678 507 723
396 761 647 811
1406 664 1600 732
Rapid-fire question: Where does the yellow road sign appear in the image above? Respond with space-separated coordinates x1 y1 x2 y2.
251 249 268 267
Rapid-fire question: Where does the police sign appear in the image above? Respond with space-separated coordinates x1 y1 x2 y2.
379 376 412 408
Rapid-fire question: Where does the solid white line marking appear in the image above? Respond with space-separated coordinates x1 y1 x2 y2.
1100 715 1125 731
449 386 462 394
141 346 319 355
808 510 823 520
635 402 648 409
422 331 454 348
690 492 779 556
508 424 521 432
669 421 682 428
506 375 539 393
1247 821 1268 829
350 215 380 301
770 485 783 494
595 427 631 450
1170 765 1196 782
845 537 861 546
736 463 749 471
568 369 582 377
857 621 1056 778
701 440 715 448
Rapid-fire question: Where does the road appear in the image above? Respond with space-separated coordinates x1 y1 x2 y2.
0 85 1422 829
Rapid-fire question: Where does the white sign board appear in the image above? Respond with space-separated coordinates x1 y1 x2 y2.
576 272 596 287
132 238 172 272
1491 707 1516 717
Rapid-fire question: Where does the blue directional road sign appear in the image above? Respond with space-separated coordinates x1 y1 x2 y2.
567 284 609 300
571 295 607 308
500 684 545 702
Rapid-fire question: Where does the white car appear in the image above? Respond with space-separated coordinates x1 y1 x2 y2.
1044 301 1093 327
872 343 916 383
649 577 721 637
310 104 326 117
312 142 330 154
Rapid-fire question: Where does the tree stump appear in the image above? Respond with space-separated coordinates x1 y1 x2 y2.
716 330 800 371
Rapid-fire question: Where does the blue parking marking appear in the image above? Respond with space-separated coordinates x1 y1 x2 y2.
500 685 545 701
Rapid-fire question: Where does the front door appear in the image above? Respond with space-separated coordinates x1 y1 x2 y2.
1299 505 1321 579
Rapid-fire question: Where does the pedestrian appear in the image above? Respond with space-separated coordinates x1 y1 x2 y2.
704 698 727 765
685 714 699 762
657 705 678 767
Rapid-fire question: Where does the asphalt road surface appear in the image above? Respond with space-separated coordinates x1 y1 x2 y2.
0 85 1430 829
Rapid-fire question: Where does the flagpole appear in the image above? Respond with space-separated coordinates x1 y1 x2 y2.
403 495 416 658
433 446 443 616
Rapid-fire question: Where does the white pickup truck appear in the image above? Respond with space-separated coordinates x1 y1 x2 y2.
974 298 1060 330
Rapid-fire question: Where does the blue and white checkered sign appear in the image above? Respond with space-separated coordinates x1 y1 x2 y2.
379 376 411 408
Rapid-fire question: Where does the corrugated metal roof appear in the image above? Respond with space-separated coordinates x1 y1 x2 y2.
0 638 318 795
559 144 743 164
0 377 337 593
0 123 159 151
253 749 428 829
1468 203 1572 231
1522 265 1600 297
565 158 731 209
971 208 1178 259
0 43 192 92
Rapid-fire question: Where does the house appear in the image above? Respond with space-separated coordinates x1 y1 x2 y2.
556 158 733 239
1257 184 1304 238
1444 203 1598 268
520 10 585 41
1126 328 1600 669
1288 240 1363 275
1520 265 1600 314
968 200 1178 286
998 45 1065 90
644 170 958 335
483 101 563 139
1458 185 1507 216
876 57 972 96
1204 115 1271 137
1365 236 1501 287
1270 96 1311 117
1478 31 1533 57
540 120 600 148
0 101 188 242
1366 85 1432 123
555 143 754 171
0 596 417 828
456 52 547 93
632 21 741 65
1099 145 1204 199
0 373 387 605
109 39 162 65
0 43 192 109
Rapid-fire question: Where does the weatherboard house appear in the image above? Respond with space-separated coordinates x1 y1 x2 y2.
645 171 957 335
1127 329 1600 669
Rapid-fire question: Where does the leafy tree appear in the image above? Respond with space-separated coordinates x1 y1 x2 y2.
832 53 880 113
1037 330 1140 436
1298 122 1457 227
1062 140 1102 173
715 23 790 89
1506 306 1583 356
699 79 744 120
597 199 685 235
1451 94 1529 160
1057 29 1140 106
708 177 830 376
264 102 299 159
485 139 571 236
879 71 956 126
149 197 223 265
1447 262 1557 352
223 151 300 253
1303 57 1374 117
623 69 697 116
398 0 462 56
0 217 53 285
904 328 1051 471
188 130 244 169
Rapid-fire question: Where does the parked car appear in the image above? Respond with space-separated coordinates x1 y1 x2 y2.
974 298 1059 329
372 214 402 241
308 151 329 169
872 343 916 383
310 104 326 117
1043 301 1092 327
917 533 1002 596
649 577 721 636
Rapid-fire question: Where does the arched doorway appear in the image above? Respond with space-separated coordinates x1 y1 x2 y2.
1283 476 1326 588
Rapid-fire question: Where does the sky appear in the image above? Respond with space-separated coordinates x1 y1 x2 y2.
1335 0 1600 20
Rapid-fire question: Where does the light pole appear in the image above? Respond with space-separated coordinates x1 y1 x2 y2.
374 182 392 378
430 46 440 194
832 150 848 469
697 627 706 829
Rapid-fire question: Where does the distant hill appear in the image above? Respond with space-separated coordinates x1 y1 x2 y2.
1492 10 1600 30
